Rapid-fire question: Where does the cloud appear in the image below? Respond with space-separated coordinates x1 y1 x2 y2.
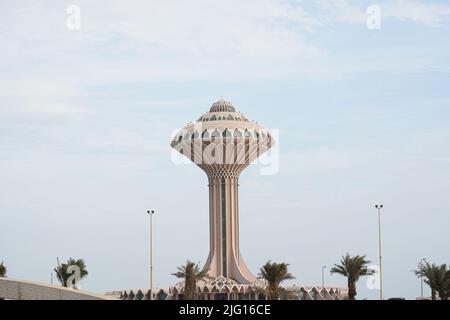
0 77 81 99
83 0 324 58
281 147 356 174
10 101 83 116
313 0 366 24
241 179 278 191
3 0 448 90
0 77 85 118
0 0 338 85
312 0 450 27
384 0 450 26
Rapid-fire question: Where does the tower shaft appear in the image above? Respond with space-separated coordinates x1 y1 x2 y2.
203 175 256 283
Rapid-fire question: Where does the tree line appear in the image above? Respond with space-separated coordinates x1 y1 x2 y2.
1 256 449 300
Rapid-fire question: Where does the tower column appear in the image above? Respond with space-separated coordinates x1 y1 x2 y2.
202 174 256 283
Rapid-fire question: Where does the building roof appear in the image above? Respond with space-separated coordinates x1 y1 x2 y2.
209 99 236 113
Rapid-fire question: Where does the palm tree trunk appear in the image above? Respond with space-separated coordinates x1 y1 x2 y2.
431 289 436 300
186 282 195 300
438 291 449 300
273 286 279 300
348 280 357 300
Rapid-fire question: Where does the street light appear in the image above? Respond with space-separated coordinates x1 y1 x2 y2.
420 258 426 299
375 204 383 300
147 210 155 300
322 266 327 288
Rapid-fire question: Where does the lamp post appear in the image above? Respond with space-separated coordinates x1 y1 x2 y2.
322 266 327 288
375 204 383 300
420 258 426 299
147 210 155 300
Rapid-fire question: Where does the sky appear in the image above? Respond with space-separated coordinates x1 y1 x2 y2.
1 0 450 300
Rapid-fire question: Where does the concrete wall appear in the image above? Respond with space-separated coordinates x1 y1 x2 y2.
0 277 116 300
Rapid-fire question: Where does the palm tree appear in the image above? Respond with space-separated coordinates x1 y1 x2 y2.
172 260 208 300
330 253 371 300
54 258 88 288
415 261 450 300
0 261 6 277
258 261 295 300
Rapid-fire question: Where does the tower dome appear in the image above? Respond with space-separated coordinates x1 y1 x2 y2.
209 99 236 113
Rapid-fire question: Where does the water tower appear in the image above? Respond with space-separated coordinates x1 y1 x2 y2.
171 99 273 283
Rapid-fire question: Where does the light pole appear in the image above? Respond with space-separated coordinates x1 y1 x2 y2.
375 204 383 300
147 210 155 300
322 266 327 288
420 258 426 299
